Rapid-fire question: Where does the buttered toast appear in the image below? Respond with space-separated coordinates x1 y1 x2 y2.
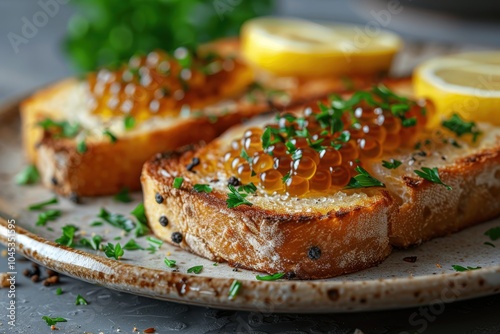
141 86 500 279
21 39 381 197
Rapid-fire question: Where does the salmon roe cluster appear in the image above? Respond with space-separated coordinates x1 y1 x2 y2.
87 48 240 119
220 86 430 197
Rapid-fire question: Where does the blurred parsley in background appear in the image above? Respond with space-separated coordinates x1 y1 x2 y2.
64 0 273 72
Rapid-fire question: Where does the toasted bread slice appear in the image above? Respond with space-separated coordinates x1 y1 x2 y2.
141 94 500 279
21 39 382 197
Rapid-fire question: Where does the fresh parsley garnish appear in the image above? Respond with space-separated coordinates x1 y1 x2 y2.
345 166 385 189
56 288 63 295
485 227 500 241
164 257 177 268
187 265 203 274
55 225 78 247
90 221 103 227
282 171 291 183
123 239 144 250
193 184 212 193
173 177 184 189
114 188 132 203
103 129 117 143
36 210 61 226
77 140 87 154
226 184 254 208
382 159 402 170
98 208 135 232
414 167 452 190
240 148 252 164
42 316 67 327
228 280 242 300
28 197 58 211
131 207 149 236
145 236 163 253
401 117 417 128
451 265 481 272
124 115 135 130
79 235 102 251
103 242 124 260
38 118 80 138
15 165 40 185
75 294 88 305
442 113 481 142
255 272 285 281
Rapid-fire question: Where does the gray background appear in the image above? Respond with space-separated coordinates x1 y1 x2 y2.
1 0 500 333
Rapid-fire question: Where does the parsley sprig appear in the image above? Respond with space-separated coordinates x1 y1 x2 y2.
414 167 452 190
345 166 385 189
382 159 402 170
187 265 203 274
255 272 285 281
226 183 256 208
15 165 40 185
451 265 481 272
442 113 481 142
42 316 67 327
103 242 124 260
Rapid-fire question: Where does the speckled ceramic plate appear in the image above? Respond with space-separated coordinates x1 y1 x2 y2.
1 99 499 313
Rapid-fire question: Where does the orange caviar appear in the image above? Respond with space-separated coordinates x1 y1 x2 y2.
87 48 247 121
213 86 430 197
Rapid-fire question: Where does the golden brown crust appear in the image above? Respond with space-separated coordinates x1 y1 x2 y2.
140 127 500 279
142 149 393 279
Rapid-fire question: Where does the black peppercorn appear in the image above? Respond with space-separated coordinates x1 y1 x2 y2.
159 215 168 227
308 246 321 260
227 176 241 187
186 157 200 172
171 232 183 243
155 193 164 204
51 176 58 186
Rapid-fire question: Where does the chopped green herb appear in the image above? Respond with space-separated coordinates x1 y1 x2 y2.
173 177 184 189
79 235 102 251
28 197 58 211
146 236 163 254
55 225 78 247
114 188 132 203
90 221 103 227
484 242 495 248
103 129 117 143
124 115 135 130
98 208 135 232
15 165 40 185
485 227 500 241
226 184 253 208
255 272 285 281
345 166 385 189
114 236 122 241
240 148 252 164
77 140 87 154
75 294 88 305
36 210 61 226
238 183 257 194
442 113 481 142
38 118 80 138
123 239 144 250
103 242 124 260
401 117 417 128
187 265 203 274
282 171 291 183
414 167 452 190
382 159 402 170
228 280 242 300
164 257 177 268
42 316 67 327
213 263 218 266
55 288 63 295
193 184 212 193
451 265 481 272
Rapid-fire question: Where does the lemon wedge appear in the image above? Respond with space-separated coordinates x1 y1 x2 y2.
414 51 500 126
241 17 402 77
